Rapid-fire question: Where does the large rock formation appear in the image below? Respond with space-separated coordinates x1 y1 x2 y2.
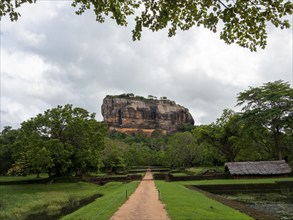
101 94 194 135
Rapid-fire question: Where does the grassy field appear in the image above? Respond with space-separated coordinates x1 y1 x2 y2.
156 181 253 220
1 175 291 220
62 181 138 220
0 181 138 220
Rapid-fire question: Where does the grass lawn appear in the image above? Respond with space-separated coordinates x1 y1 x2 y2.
0 181 138 220
2 175 291 220
62 181 138 220
156 181 253 220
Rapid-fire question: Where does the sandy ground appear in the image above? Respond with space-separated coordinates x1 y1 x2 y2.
110 170 170 220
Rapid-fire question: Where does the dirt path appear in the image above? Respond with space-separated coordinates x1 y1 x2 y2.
110 170 170 220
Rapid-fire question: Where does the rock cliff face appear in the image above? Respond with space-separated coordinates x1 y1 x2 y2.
101 95 194 135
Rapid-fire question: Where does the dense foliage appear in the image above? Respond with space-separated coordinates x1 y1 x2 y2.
237 80 293 160
1 0 292 51
0 126 21 175
1 81 292 176
1 105 106 177
106 93 167 101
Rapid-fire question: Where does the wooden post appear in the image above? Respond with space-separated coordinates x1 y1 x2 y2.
158 189 160 200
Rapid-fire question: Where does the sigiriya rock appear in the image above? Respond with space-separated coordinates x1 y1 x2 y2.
101 94 194 135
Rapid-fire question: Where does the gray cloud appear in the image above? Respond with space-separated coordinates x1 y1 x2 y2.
1 2 292 129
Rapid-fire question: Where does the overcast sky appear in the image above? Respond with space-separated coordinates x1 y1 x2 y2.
1 1 292 130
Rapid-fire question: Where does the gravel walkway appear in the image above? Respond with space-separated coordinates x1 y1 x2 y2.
110 170 170 220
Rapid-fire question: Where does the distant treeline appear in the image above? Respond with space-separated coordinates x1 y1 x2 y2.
106 93 169 101
1 80 292 177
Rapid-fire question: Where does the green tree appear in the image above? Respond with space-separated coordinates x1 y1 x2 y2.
16 104 106 177
191 126 217 166
166 131 202 167
178 123 195 132
26 144 53 178
125 142 153 166
8 153 30 176
109 130 166 167
237 80 293 160
153 150 168 167
102 138 127 173
235 116 276 161
2 0 292 51
199 109 244 162
283 130 293 167
0 126 21 175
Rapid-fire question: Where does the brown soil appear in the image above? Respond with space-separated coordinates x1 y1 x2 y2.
110 170 170 220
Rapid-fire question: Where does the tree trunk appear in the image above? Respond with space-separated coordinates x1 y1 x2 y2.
273 128 282 160
278 151 283 161
47 170 52 178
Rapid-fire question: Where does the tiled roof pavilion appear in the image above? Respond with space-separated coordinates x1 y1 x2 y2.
224 160 292 175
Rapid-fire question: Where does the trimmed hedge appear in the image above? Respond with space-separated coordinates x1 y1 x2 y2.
153 173 231 181
0 174 143 185
0 177 83 185
84 174 143 185
193 181 293 194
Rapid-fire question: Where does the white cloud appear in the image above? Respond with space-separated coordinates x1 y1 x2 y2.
2 50 49 80
17 1 68 24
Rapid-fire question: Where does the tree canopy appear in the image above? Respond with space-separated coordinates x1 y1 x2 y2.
8 104 106 177
1 0 292 51
237 80 293 160
197 109 243 162
0 126 21 175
